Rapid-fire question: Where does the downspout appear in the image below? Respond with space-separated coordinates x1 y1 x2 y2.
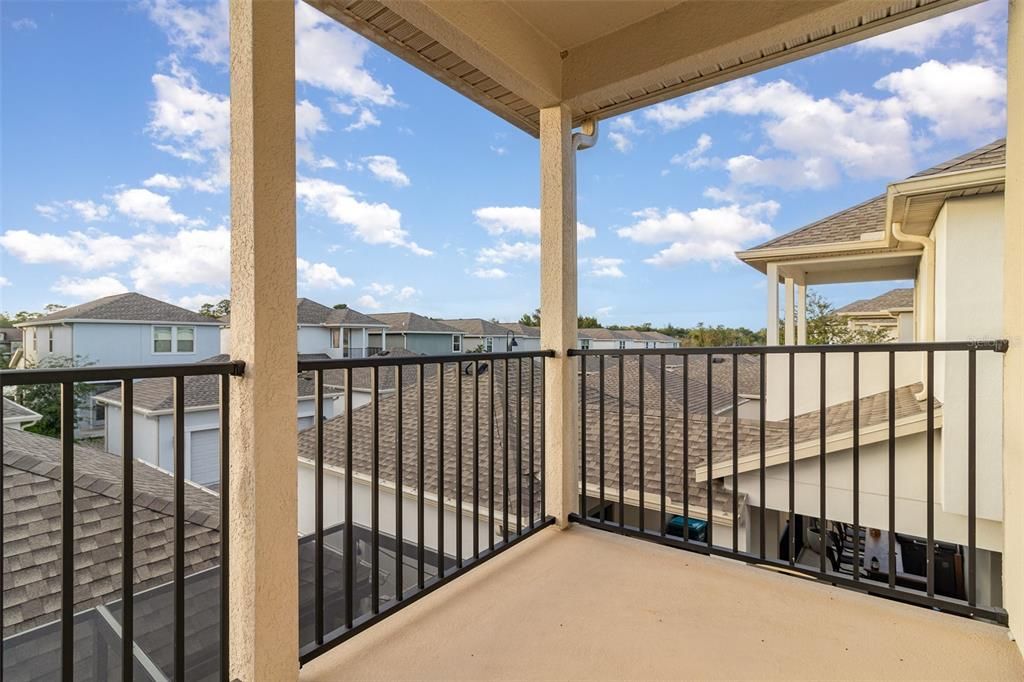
572 117 598 152
892 220 934 400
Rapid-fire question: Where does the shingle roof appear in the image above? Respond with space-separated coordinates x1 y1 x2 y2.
371 312 460 334
327 306 388 327
743 139 1006 253
2 427 222 636
15 293 215 326
3 398 40 423
837 288 914 315
223 299 383 327
498 323 540 338
296 297 337 325
439 318 510 337
0 327 24 342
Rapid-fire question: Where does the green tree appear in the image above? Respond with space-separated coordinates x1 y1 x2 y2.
518 308 541 326
798 290 890 345
12 355 94 438
333 303 348 310
577 315 601 329
198 299 231 318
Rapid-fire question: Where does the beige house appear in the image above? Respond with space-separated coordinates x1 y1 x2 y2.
836 287 915 341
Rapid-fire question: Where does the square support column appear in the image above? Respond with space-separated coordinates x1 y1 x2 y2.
766 263 780 345
540 103 578 529
796 282 807 345
228 1 298 679
783 276 796 345
1003 0 1024 655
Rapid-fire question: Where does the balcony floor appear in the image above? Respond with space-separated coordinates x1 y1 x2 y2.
300 525 1023 681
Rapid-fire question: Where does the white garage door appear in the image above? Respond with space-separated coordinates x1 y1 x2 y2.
297 416 315 431
189 429 220 487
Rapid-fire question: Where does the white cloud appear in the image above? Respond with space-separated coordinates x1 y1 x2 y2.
362 155 410 187
725 155 838 190
297 258 354 289
296 99 329 140
295 2 396 106
34 204 61 221
129 226 231 292
608 132 632 153
490 145 508 156
143 173 184 190
857 1 1004 56
366 282 394 296
476 241 540 264
52 275 129 300
395 286 418 301
588 257 625 278
112 188 188 224
0 276 11 287
12 18 37 31
472 267 509 280
595 305 614 318
356 294 382 310
0 230 135 270
33 200 111 223
145 0 228 65
296 178 431 255
608 115 642 153
617 201 778 267
364 282 418 302
178 292 228 310
473 206 595 240
345 109 381 132
670 133 713 169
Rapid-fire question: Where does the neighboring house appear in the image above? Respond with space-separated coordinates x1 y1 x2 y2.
836 288 915 341
220 298 389 359
13 292 222 438
497 322 541 351
732 139 1008 605
577 327 680 350
0 326 23 366
2 398 41 430
368 313 464 354
439 318 515 353
95 355 342 487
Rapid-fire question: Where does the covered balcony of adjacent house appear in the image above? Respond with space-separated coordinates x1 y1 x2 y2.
3 1 1024 681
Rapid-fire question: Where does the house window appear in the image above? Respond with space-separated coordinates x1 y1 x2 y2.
618 340 626 349
153 326 196 354
46 328 54 352
452 335 462 352
580 338 590 350
484 337 493 352
30 329 36 351
331 328 341 348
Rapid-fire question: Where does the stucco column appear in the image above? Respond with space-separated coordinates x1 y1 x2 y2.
796 282 807 345
766 263 780 345
1003 0 1024 655
228 1 298 679
783 276 796 345
540 103 578 528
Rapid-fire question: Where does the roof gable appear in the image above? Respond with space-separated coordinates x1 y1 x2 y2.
17 293 215 326
371 312 460 334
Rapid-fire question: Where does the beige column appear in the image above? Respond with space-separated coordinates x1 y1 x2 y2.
540 103 578 528
783 276 796 345
766 263 780 345
228 1 298 679
1003 0 1024 654
796 282 807 345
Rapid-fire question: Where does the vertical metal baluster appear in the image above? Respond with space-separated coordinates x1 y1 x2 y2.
473 361 480 559
638 355 645 534
618 355 625 530
344 367 354 628
852 353 861 582
581 356 588 521
437 363 445 577
173 375 185 681
599 355 606 524
968 349 977 607
456 362 463 568
314 369 325 643
220 372 230 682
517 357 523 536
660 354 666 537
122 379 135 682
371 366 380 611
819 352 827 575
61 381 74 682
540 357 546 520
529 357 535 529
503 359 509 543
706 354 714 550
926 351 935 598
888 350 896 590
395 366 404 601
417 363 425 588
732 355 738 553
683 356 690 541
788 351 795 565
489 359 496 550
759 352 766 560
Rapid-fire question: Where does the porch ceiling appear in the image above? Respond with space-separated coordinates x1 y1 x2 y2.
308 0 982 136
299 525 1023 680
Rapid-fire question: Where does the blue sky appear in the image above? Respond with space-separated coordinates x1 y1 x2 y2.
0 0 1008 329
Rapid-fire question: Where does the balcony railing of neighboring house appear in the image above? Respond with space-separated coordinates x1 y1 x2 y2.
296 349 555 665
341 347 382 360
569 340 1009 624
0 359 243 681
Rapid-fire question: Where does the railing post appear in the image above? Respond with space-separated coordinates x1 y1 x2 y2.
1003 0 1024 654
539 103 578 528
228 0 298 679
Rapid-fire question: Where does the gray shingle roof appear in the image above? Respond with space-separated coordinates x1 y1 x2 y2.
371 312 460 334
15 293 216 326
327 306 388 327
0 327 24 342
2 398 41 423
296 297 337 325
910 138 1006 178
439 318 510 336
498 323 540 338
837 288 914 315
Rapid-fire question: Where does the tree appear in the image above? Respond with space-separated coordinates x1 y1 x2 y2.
798 290 889 344
577 315 601 329
13 355 93 438
333 303 348 310
198 299 231 318
518 309 540 326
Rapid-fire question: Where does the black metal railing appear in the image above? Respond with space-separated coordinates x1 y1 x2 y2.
568 340 1008 623
296 349 555 666
1 360 242 681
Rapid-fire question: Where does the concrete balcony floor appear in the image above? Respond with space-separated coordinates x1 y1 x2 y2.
300 525 1023 681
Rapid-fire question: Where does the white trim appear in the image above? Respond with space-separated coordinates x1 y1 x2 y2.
15 318 221 328
151 325 197 355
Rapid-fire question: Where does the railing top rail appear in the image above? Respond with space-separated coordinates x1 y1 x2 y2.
568 339 1008 357
297 349 555 371
0 360 245 386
